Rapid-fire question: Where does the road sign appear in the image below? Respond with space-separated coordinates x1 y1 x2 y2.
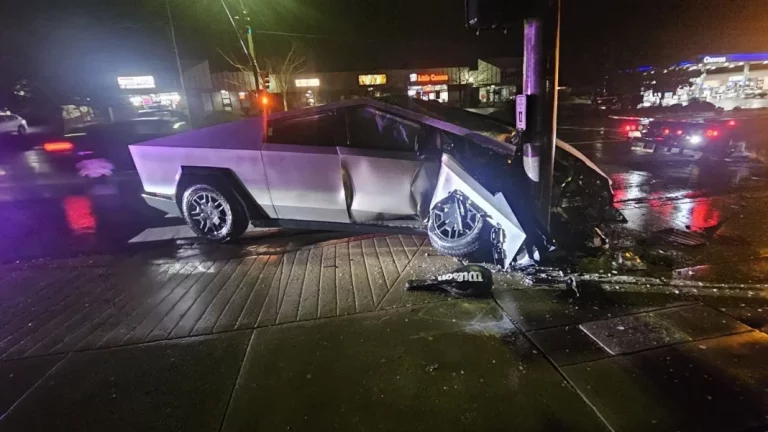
516 94 527 131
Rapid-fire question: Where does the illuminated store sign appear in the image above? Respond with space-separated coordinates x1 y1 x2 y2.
358 74 387 85
118 76 156 89
295 78 320 87
410 73 449 83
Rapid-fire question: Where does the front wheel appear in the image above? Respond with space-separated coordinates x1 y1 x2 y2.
427 193 484 258
17 125 26 136
182 184 249 242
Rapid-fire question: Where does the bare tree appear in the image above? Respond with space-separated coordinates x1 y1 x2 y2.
218 42 307 111
263 42 307 111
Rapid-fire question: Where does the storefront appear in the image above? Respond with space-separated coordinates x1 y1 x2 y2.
118 76 182 113
407 73 450 102
692 53 768 100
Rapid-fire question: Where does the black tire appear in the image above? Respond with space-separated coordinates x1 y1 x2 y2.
182 183 249 242
17 125 26 136
427 194 484 258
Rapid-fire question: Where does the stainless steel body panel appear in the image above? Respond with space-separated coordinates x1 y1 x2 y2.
129 119 277 218
129 146 278 218
431 154 526 269
337 147 439 223
260 143 349 223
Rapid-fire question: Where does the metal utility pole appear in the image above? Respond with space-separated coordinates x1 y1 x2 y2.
219 0 262 91
522 0 561 227
166 0 188 114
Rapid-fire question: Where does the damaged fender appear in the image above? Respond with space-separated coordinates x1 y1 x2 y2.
430 154 527 270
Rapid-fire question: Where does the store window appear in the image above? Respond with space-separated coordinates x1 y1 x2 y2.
346 106 421 152
267 112 339 147
221 91 233 112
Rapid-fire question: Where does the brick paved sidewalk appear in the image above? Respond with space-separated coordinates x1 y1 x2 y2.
0 234 458 361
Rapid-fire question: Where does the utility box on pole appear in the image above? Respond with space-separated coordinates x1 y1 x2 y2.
466 0 561 228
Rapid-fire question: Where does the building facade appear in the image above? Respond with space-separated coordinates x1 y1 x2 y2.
182 58 521 122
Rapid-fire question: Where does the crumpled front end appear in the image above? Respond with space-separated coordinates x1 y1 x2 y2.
430 154 528 270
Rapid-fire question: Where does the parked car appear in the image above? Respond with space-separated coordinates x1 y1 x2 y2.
0 111 28 136
42 118 190 176
628 117 744 158
129 98 622 269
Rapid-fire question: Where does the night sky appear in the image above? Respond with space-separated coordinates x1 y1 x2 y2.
1 0 767 96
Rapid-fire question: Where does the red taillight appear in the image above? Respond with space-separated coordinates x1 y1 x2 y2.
663 128 670 135
728 120 736 127
705 129 720 137
676 130 683 135
43 141 74 153
624 125 631 131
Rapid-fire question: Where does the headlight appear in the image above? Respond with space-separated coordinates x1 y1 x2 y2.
689 135 702 145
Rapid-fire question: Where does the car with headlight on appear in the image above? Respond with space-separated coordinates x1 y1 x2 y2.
128 98 623 269
629 117 744 158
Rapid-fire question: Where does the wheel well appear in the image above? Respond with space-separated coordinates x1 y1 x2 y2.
176 167 268 220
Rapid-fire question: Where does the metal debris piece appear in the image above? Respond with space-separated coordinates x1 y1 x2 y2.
565 276 578 297
593 228 609 248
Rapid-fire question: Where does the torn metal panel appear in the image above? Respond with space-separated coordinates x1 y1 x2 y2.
431 154 527 269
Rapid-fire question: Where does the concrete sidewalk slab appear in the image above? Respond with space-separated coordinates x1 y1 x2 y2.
579 304 751 355
0 355 63 418
562 331 768 432
495 287 696 331
0 332 250 432
220 300 609 432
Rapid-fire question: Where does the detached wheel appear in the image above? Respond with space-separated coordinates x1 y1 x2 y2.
428 194 484 257
182 184 248 242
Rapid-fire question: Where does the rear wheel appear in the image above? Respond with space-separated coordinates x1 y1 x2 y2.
182 184 248 242
428 194 484 258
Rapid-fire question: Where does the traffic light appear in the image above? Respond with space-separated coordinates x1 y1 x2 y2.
260 93 269 106
261 72 271 91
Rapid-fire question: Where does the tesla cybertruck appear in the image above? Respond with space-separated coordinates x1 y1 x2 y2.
129 97 621 269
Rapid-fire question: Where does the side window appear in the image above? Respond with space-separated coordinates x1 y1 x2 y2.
347 107 421 152
267 112 338 147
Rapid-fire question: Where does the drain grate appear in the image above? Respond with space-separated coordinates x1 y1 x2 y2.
648 228 708 247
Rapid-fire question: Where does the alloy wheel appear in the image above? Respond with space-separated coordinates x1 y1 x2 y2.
189 192 230 236
431 195 481 241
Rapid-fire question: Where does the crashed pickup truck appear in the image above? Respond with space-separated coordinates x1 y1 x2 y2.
129 97 622 269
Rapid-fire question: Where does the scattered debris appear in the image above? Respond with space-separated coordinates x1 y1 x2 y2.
614 251 648 271
425 363 439 373
406 264 493 298
565 276 578 297
592 228 609 248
